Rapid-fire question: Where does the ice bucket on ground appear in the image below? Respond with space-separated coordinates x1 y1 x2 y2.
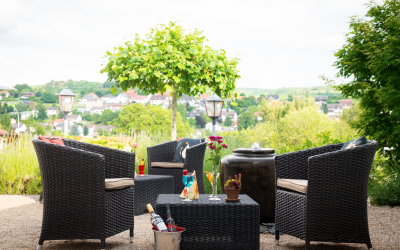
152 228 185 250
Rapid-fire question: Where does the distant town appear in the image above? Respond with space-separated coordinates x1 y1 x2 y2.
0 83 353 137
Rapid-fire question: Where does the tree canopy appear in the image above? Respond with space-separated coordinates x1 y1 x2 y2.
36 104 48 120
15 102 27 112
224 116 233 126
238 111 256 131
71 124 79 136
0 113 11 130
101 21 240 139
177 103 187 122
332 0 400 162
41 92 58 103
83 125 89 136
112 103 193 136
321 103 328 114
100 109 119 125
14 84 32 93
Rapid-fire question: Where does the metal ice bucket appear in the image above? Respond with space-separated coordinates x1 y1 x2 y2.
152 228 186 250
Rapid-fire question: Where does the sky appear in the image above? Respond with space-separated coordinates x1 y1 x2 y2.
0 0 376 89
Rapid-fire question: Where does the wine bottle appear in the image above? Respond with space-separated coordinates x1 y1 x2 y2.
147 204 168 232
165 205 176 232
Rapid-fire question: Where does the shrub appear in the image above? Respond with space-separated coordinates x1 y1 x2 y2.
368 155 400 206
368 173 400 206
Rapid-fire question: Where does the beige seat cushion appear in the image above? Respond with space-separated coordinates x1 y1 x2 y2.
277 179 308 194
105 178 135 190
151 162 185 168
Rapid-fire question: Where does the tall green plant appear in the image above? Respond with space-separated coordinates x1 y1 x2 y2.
332 0 400 164
100 21 241 140
0 134 41 194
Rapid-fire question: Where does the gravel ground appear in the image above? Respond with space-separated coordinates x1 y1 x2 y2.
1 195 400 249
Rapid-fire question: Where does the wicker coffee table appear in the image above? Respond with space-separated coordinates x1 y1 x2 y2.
134 175 174 216
156 194 260 249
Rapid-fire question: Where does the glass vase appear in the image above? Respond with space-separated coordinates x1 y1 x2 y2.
209 166 221 200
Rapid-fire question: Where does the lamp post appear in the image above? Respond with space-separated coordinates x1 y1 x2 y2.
204 94 224 136
57 89 76 136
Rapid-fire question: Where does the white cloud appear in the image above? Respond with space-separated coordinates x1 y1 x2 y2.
0 0 378 88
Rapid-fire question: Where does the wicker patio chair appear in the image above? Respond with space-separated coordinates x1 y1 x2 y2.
147 140 207 194
274 140 378 250
32 138 135 250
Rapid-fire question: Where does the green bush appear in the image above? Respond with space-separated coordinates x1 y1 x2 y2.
368 155 400 206
368 173 400 206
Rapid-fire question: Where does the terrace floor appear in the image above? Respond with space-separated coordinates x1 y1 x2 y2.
1 195 399 249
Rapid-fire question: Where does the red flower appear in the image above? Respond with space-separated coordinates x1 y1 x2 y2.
209 142 213 146
216 139 223 143
209 136 217 141
216 136 223 139
222 144 228 149
209 146 217 149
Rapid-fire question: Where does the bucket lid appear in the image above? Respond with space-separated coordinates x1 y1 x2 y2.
233 148 275 154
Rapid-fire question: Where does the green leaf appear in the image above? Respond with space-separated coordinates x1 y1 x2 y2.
128 72 139 80
172 76 180 83
111 86 118 95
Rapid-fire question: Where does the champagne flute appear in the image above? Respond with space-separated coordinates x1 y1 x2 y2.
182 172 194 202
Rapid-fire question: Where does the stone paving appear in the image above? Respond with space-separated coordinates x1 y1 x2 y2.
1 195 399 249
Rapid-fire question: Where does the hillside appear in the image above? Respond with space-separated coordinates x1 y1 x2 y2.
237 85 341 98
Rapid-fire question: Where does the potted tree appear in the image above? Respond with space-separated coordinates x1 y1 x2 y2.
224 174 241 202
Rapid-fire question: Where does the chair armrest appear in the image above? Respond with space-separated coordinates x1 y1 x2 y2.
275 143 344 182
184 142 207 172
63 139 135 178
147 140 177 167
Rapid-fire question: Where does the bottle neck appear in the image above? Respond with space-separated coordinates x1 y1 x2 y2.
166 207 171 218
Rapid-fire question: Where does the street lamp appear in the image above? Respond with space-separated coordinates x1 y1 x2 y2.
57 88 76 136
204 94 224 136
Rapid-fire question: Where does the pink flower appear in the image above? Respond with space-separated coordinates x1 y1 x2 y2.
209 146 217 149
131 143 137 148
209 142 213 146
222 144 228 149
209 136 217 141
216 139 223 143
217 136 223 139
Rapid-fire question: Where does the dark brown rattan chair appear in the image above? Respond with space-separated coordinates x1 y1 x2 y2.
32 138 135 250
147 141 207 194
274 141 378 250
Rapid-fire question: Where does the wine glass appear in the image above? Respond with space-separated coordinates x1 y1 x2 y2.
205 171 220 197
182 172 194 202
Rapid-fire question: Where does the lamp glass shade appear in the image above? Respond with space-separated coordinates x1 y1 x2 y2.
58 89 76 113
205 100 224 118
205 101 215 117
214 101 223 116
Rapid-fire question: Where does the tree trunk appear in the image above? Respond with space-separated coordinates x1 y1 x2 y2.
171 90 177 140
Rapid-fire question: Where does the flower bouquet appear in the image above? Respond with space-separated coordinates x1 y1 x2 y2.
206 136 228 200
